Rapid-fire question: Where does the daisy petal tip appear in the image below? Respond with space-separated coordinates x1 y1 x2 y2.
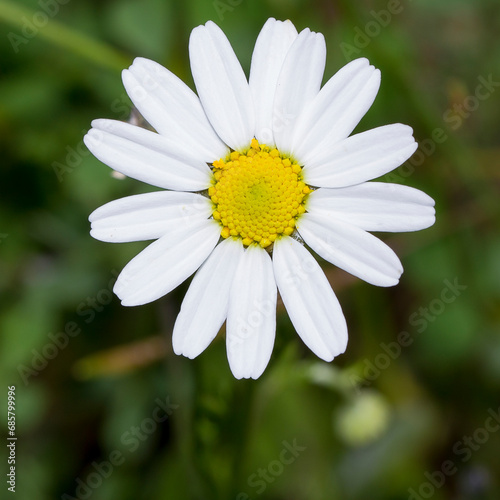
172 341 194 360
173 331 207 359
230 365 265 381
113 278 125 296
317 350 335 363
88 227 99 240
118 289 152 307
82 132 91 149
119 297 138 307
87 120 113 138
203 20 224 37
320 333 348 361
88 119 103 130
420 209 436 230
339 338 349 356
128 56 142 67
93 118 110 128
83 130 104 154
88 206 100 223
228 363 245 380
251 359 269 379
281 19 298 31
121 67 141 88
410 139 419 151
132 56 150 67
171 328 187 357
189 24 203 42
309 30 326 48
121 70 140 97
355 56 370 66
121 66 133 82
397 123 415 137
405 140 419 159
386 275 402 288
261 17 291 34
371 68 382 86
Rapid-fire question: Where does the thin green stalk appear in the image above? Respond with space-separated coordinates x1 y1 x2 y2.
227 380 257 500
0 0 130 72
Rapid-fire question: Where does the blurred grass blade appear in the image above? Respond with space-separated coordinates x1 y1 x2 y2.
73 335 169 379
0 0 130 71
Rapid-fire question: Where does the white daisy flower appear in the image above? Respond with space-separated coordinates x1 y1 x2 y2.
84 18 435 379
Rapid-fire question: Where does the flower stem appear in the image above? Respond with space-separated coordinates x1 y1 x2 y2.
227 379 257 500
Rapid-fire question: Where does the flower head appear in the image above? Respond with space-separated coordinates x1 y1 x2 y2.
84 18 435 379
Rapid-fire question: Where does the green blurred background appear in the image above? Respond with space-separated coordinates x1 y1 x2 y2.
1 0 499 499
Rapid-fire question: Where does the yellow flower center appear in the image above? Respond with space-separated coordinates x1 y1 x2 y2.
209 139 311 248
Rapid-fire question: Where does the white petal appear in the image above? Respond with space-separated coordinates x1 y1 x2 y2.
249 18 298 145
173 238 244 359
122 57 228 161
84 119 212 191
114 219 221 306
226 246 277 379
307 183 436 232
291 58 381 163
303 124 418 188
273 237 347 361
273 28 326 154
189 21 255 151
89 191 213 242
297 212 403 287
